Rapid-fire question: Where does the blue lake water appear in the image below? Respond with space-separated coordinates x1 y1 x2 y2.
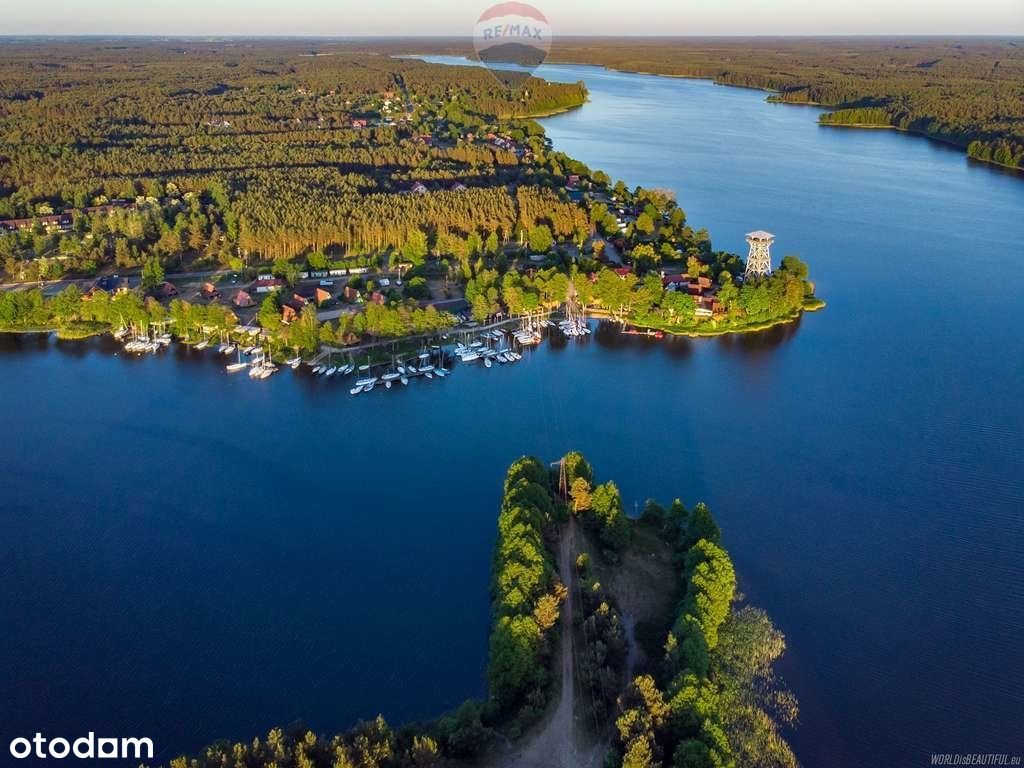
2 57 1023 767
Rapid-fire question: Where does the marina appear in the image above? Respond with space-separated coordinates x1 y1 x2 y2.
110 310 586 394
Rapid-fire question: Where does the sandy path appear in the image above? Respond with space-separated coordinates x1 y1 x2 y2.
493 518 603 768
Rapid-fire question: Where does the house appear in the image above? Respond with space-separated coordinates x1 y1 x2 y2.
155 281 178 298
370 291 385 305
661 272 688 290
0 213 72 233
286 293 309 311
200 281 221 299
315 287 332 305
83 200 135 217
613 267 633 279
695 297 723 317
254 278 285 294
696 276 713 290
567 174 580 187
281 304 299 324
232 289 255 308
342 285 359 302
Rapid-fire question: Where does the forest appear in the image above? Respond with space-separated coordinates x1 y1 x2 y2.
382 36 1024 171
0 42 591 288
1 40 821 342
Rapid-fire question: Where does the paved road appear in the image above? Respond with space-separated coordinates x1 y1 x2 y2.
0 268 241 297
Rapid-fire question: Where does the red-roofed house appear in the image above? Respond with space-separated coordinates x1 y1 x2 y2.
232 289 255 308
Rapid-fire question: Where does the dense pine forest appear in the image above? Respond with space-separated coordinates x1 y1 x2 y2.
388 36 1024 171
0 41 585 225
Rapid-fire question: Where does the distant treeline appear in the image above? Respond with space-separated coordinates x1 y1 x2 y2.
385 37 1024 172
819 107 892 127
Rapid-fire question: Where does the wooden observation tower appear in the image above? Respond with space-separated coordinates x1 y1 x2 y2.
744 230 775 279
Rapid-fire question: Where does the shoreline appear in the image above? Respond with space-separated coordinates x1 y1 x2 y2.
587 299 825 339
403 51 1021 173
0 301 825 354
528 57 1023 177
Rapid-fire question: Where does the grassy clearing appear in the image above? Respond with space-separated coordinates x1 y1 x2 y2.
580 519 679 672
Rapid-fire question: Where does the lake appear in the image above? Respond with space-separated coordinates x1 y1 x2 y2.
2 58 1023 767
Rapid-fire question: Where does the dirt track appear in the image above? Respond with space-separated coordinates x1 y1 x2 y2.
492 519 603 768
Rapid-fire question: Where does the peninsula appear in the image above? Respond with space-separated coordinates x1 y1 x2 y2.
160 453 798 768
0 42 821 370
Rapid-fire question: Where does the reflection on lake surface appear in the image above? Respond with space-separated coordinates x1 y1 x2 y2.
2 58 1023 768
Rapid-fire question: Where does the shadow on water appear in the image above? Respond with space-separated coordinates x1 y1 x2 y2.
0 331 54 355
714 314 803 356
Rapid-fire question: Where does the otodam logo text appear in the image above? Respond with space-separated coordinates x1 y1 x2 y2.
9 733 154 761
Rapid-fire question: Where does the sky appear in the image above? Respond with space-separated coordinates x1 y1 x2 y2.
1 0 1022 36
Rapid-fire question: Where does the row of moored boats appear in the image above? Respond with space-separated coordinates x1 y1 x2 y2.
116 316 590 389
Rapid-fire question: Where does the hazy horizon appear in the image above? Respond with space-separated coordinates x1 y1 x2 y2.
3 0 1022 37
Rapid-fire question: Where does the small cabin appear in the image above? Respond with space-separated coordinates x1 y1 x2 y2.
232 289 255 308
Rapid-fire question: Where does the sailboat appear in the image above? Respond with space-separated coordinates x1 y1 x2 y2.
226 347 248 372
381 355 402 383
